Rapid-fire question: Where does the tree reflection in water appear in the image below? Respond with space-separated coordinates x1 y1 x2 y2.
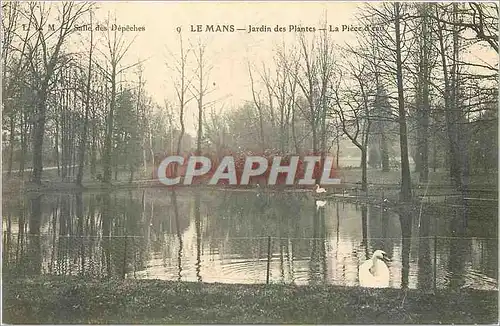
417 205 433 292
308 205 327 285
398 206 412 290
447 207 467 289
361 205 369 260
170 190 183 281
1 190 497 290
194 191 202 282
28 195 42 276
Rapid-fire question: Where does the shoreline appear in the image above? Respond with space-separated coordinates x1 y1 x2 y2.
2 178 497 211
3 177 497 193
3 276 498 324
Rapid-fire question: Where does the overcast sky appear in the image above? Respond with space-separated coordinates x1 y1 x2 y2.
65 1 496 135
82 1 368 133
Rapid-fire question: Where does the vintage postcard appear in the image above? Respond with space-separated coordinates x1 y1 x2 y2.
1 1 498 324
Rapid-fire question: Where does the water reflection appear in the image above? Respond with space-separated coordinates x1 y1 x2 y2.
361 205 369 260
398 206 413 289
447 208 468 289
2 189 498 291
194 191 202 282
28 196 42 276
170 191 183 281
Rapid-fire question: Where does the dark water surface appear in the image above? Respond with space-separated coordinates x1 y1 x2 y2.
2 189 498 291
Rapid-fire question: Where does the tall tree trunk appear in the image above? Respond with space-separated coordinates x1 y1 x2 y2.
103 65 117 184
149 127 155 177
196 47 204 156
311 109 318 154
417 4 431 183
360 119 371 192
70 107 76 177
279 108 285 153
135 72 147 174
320 83 327 157
196 99 202 156
177 110 185 157
90 98 97 178
8 110 15 176
451 3 468 188
19 108 27 178
248 65 266 152
54 104 60 176
173 34 188 165
258 107 265 151
77 28 93 185
394 2 412 202
432 130 438 172
291 108 300 154
61 86 68 181
26 2 86 184
436 4 462 189
361 148 367 192
31 86 48 184
336 126 340 168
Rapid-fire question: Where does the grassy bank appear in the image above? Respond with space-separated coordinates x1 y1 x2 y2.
3 276 498 324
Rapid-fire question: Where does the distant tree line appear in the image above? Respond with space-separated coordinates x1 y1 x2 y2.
2 2 497 201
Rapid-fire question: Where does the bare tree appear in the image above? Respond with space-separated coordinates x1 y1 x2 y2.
134 65 146 172
429 3 498 53
332 57 373 192
203 105 228 156
434 3 470 189
259 63 276 132
248 63 266 151
94 13 140 184
166 31 194 157
274 43 302 153
394 2 413 201
413 3 433 183
316 29 336 156
189 40 213 156
2 1 26 176
283 52 301 154
22 2 90 184
76 9 95 186
294 33 319 153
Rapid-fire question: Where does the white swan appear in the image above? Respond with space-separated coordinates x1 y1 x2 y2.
315 200 327 208
314 184 326 193
359 250 391 288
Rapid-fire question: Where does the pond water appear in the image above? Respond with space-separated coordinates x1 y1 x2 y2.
2 189 498 291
